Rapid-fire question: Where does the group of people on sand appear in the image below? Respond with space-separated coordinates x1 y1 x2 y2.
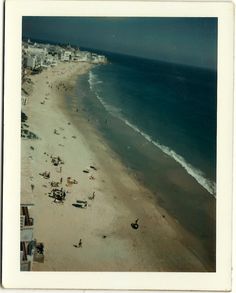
39 171 50 179
55 81 71 92
50 187 67 204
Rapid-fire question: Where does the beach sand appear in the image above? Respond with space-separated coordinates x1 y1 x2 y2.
21 61 209 271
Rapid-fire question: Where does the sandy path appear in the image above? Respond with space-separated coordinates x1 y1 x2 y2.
21 61 207 272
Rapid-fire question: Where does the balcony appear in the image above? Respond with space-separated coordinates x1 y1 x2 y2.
20 206 34 242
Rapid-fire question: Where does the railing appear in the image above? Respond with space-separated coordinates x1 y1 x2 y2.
20 215 34 228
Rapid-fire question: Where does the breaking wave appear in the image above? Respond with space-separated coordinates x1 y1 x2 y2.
88 71 216 196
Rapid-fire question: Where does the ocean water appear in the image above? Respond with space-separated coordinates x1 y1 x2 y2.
70 52 216 268
87 52 217 196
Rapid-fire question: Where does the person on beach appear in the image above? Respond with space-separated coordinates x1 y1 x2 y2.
78 239 82 248
37 243 44 254
88 192 95 200
31 184 34 192
131 218 139 230
91 192 95 200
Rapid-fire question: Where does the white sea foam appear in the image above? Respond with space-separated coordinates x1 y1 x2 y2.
89 71 122 115
88 70 216 197
88 71 103 90
96 93 122 116
123 119 216 196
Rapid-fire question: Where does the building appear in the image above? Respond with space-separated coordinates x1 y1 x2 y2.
97 55 107 63
63 50 72 62
91 53 107 64
20 190 44 271
21 50 27 82
75 51 92 62
25 55 37 69
20 203 35 271
25 46 47 57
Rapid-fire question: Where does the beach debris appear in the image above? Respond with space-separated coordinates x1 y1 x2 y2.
60 177 63 184
63 136 66 139
68 122 71 125
59 127 64 131
40 101 45 105
30 146 34 150
73 200 88 209
89 175 95 180
131 219 139 230
90 165 97 171
58 144 64 147
83 169 90 173
162 215 166 218
72 136 76 139
102 235 107 239
42 184 47 188
39 171 50 179
88 192 95 200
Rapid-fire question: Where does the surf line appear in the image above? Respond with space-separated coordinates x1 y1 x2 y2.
88 70 216 197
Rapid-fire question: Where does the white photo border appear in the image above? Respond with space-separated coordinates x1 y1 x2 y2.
2 0 234 290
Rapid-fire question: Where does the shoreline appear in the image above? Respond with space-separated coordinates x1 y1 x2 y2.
72 67 216 268
21 61 213 271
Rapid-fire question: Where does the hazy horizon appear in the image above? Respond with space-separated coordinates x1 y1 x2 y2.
22 17 217 70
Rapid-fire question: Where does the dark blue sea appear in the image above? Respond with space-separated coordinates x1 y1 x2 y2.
87 52 217 196
69 52 216 267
